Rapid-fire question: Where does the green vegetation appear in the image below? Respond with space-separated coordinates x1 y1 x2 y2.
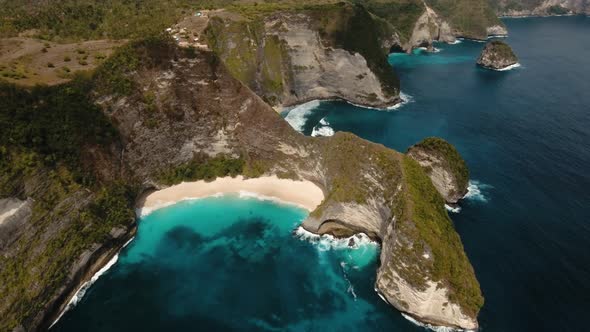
492 40 516 57
0 78 117 178
409 137 469 191
312 132 403 216
0 40 150 330
0 0 234 41
400 156 483 318
0 181 136 331
157 154 245 185
206 2 400 104
426 0 501 39
547 5 569 15
311 3 400 96
93 35 175 96
354 0 425 43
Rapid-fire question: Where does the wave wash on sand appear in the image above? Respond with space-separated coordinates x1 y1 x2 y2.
137 175 325 216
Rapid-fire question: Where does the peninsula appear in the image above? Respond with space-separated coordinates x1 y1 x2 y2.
0 1 509 330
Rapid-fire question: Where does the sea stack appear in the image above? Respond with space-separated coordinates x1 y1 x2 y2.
477 40 518 70
407 137 470 204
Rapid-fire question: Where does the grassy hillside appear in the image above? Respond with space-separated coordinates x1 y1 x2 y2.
353 0 425 43
0 37 246 330
426 0 502 38
0 0 230 41
400 156 483 318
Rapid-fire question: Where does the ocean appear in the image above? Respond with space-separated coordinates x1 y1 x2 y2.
53 17 590 331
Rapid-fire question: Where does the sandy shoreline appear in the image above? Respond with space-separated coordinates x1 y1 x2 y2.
137 175 325 216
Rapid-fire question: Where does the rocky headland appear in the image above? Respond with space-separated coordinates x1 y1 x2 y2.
477 40 519 70
491 0 590 17
0 1 507 330
407 137 470 204
1 38 482 331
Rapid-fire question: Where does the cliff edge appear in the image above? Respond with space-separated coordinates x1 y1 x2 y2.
407 138 470 204
1 39 482 331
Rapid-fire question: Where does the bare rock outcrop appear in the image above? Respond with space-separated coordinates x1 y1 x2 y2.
205 4 400 110
1 40 482 331
407 137 470 204
477 40 519 70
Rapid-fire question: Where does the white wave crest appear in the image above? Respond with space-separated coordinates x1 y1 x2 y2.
447 39 462 45
402 313 472 332
284 100 321 132
374 287 389 304
463 180 491 202
445 204 461 213
50 237 135 328
294 226 378 251
494 63 521 71
311 125 335 137
311 117 335 137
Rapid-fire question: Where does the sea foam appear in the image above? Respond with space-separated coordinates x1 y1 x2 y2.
311 117 335 137
463 180 491 202
49 237 135 328
494 63 522 71
283 100 322 132
294 226 378 251
445 204 461 213
347 91 414 111
402 313 472 332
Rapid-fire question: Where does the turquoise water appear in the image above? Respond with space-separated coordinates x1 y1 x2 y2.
284 16 590 331
53 196 414 331
54 17 590 331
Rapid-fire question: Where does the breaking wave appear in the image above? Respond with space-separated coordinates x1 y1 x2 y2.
445 204 461 213
402 313 472 332
311 117 335 137
494 63 522 71
49 237 135 328
294 226 378 251
463 180 492 202
283 100 321 132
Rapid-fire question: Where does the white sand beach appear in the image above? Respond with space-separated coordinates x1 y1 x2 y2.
138 175 325 216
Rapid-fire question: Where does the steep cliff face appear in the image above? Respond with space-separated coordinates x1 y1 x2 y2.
490 0 590 16
1 39 482 330
477 40 519 70
205 3 400 109
360 0 507 52
407 137 470 204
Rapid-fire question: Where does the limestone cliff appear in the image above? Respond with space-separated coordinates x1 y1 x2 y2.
477 40 519 70
0 39 482 330
407 137 469 204
490 0 590 16
360 0 507 53
205 3 401 109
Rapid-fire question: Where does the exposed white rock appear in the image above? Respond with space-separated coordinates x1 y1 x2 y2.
271 14 397 108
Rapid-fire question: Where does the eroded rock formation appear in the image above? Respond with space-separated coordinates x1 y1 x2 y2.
477 40 519 70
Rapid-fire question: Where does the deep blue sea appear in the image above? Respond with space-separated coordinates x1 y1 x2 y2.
53 17 590 331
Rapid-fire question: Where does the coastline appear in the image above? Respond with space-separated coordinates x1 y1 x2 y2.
44 175 325 329
479 62 521 72
40 225 137 330
279 93 403 113
137 175 325 216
